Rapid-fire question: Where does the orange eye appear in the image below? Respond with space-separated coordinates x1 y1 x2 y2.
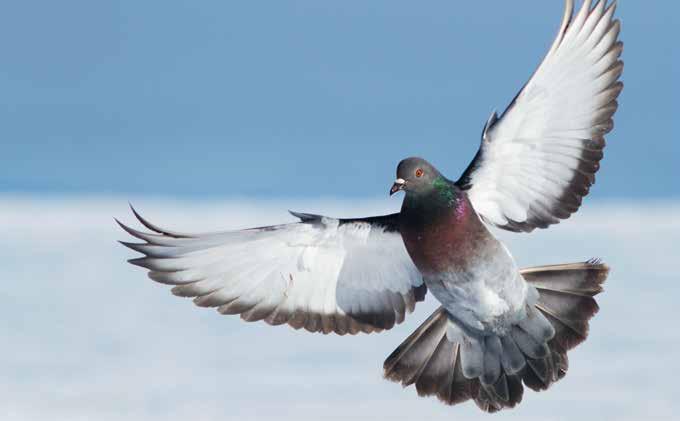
415 168 424 178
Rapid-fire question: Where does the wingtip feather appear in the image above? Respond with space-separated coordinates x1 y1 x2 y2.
128 204 193 238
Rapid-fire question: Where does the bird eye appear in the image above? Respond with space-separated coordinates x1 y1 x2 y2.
415 168 424 178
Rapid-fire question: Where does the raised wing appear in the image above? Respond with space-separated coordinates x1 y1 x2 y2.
457 0 623 232
117 207 425 335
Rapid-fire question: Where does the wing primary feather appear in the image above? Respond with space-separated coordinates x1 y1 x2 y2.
129 204 195 238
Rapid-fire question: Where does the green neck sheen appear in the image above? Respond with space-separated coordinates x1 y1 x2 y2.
432 176 456 205
406 176 458 208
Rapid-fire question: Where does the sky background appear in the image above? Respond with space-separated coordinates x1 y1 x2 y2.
1 0 678 199
2 1 680 420
2 198 679 421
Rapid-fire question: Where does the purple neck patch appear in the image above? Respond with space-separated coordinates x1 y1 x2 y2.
455 197 467 219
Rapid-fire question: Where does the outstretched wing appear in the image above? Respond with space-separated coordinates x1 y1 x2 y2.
457 0 623 232
118 207 425 335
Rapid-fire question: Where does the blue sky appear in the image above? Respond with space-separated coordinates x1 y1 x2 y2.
1 0 678 199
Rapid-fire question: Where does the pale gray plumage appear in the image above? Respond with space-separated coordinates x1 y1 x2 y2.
383 261 608 412
118 209 425 335
457 0 622 232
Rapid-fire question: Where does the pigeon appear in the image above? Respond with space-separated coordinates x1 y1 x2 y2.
118 0 621 413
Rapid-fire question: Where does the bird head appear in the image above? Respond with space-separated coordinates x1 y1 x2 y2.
390 157 442 196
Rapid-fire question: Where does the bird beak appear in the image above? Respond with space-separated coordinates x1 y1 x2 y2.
390 178 406 196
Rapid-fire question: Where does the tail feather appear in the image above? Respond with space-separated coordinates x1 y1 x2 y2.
528 260 607 352
384 308 484 407
414 334 456 396
383 307 448 386
383 260 608 412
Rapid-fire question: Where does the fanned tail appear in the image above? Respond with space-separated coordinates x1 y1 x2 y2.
383 260 609 412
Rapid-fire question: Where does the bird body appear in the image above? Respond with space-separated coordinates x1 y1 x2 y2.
118 0 622 413
388 158 558 408
399 173 529 335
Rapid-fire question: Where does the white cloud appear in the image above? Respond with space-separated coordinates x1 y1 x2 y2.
1 196 678 421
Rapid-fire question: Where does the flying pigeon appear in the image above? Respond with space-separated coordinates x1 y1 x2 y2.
118 0 622 413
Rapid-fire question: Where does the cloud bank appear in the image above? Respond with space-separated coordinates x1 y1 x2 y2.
1 196 678 421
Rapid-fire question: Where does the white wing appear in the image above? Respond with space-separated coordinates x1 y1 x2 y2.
118 207 425 335
457 0 623 232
